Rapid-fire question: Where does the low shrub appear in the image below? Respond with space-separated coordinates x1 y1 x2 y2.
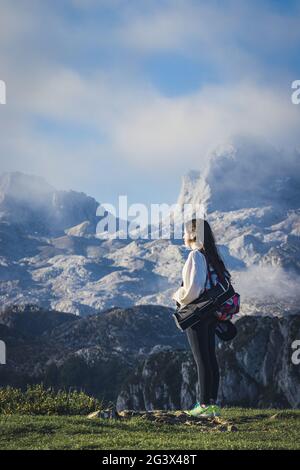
0 384 103 415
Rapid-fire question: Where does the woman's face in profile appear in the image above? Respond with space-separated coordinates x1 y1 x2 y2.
183 229 204 250
183 230 191 248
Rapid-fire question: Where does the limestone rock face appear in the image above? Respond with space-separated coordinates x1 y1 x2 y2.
116 348 195 412
0 304 299 409
217 315 300 408
117 314 300 410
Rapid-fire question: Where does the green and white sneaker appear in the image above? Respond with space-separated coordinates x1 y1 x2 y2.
184 402 209 417
184 403 221 418
210 404 221 417
198 404 221 417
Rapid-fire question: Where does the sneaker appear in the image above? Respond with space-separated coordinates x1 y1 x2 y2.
210 404 221 417
185 403 221 418
203 404 222 417
183 400 199 415
184 402 209 417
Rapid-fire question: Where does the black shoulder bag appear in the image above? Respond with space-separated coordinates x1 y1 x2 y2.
172 253 236 332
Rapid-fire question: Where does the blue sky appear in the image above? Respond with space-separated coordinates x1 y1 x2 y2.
0 0 300 209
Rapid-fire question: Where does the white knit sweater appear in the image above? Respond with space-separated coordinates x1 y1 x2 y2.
172 248 208 307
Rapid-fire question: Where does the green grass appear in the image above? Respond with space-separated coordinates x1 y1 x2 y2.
0 408 300 450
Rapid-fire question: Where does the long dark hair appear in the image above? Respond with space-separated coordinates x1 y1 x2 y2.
186 218 231 282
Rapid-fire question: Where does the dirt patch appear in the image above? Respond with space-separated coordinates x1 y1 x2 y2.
87 409 238 432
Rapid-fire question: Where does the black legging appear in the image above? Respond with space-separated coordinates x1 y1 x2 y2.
185 316 219 405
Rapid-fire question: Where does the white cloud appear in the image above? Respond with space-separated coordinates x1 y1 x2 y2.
117 0 300 78
236 264 300 303
0 0 300 202
112 81 300 168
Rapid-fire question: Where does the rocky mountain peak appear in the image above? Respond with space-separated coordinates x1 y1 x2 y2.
0 171 100 235
0 137 299 316
176 136 300 214
0 171 54 205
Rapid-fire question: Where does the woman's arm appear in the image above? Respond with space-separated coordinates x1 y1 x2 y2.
172 251 208 306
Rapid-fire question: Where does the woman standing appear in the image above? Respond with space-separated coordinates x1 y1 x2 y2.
172 218 231 418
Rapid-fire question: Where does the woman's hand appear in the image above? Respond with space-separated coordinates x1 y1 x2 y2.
172 287 184 308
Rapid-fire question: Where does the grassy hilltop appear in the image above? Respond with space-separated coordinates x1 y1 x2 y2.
1 409 300 450
0 386 299 450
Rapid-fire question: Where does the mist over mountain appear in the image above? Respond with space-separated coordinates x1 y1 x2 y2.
0 171 101 236
0 137 299 316
176 136 300 214
206 137 300 212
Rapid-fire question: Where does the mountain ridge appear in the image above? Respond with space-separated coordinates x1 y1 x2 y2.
0 304 299 409
0 137 299 315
